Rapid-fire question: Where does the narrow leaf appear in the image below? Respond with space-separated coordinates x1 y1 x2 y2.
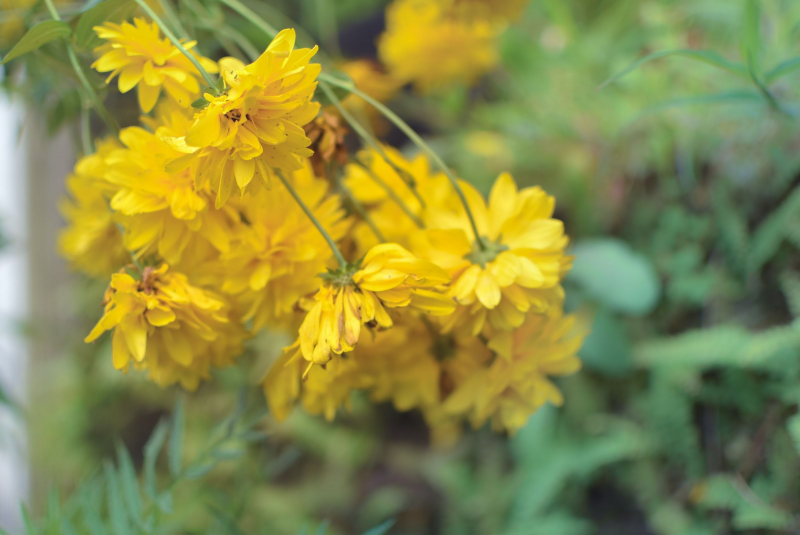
207 505 246 535
1 21 72 65
183 462 216 479
597 49 749 91
115 442 143 525
75 0 137 50
362 519 396 535
143 418 169 499
104 461 130 535
765 56 800 84
168 396 185 477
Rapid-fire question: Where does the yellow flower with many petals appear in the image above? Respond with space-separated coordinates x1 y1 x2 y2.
103 123 237 264
85 264 246 390
220 160 350 330
286 243 455 375
92 17 219 112
378 0 499 93
166 29 321 207
411 173 572 334
443 309 586 433
58 137 129 278
342 144 452 254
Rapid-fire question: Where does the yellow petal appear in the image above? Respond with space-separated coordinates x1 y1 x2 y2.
234 156 256 189
487 172 518 239
118 64 143 93
121 319 147 362
186 109 222 147
138 82 160 113
146 306 176 327
410 288 456 316
111 329 132 370
475 269 501 309
450 264 481 304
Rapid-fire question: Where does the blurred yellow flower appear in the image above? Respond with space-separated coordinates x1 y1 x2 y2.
411 173 572 334
220 160 350 330
85 264 245 390
443 309 586 433
165 29 321 207
92 17 219 112
378 0 499 93
286 243 454 374
58 137 129 278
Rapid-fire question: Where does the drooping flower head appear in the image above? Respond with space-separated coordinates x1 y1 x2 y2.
220 160 350 330
411 173 572 334
378 0 499 93
85 264 246 390
443 309 586 434
58 137 129 278
166 29 321 207
92 17 219 112
286 243 455 377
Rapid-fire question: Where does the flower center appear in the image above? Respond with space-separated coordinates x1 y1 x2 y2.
224 109 244 122
464 237 508 268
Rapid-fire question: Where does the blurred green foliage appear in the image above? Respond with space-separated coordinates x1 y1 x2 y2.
2 0 800 533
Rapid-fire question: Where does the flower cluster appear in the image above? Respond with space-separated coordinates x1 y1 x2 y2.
60 13 584 437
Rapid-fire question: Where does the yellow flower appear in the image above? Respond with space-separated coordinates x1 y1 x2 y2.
84 264 246 390
58 137 129 277
220 160 350 330
165 29 321 207
342 144 451 254
378 0 499 93
287 243 455 375
443 309 586 433
103 123 236 264
411 172 572 334
92 17 219 112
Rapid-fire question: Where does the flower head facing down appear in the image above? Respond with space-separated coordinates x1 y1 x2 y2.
92 18 219 112
412 173 572 334
85 264 246 390
165 29 321 207
443 309 587 434
287 243 455 376
378 0 500 93
58 137 129 278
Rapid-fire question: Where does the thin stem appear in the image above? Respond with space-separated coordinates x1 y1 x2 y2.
154 0 190 42
42 0 120 135
320 73 487 250
337 178 386 243
179 0 260 61
218 0 279 38
314 0 341 58
80 102 93 156
319 79 427 209
132 0 218 90
275 170 348 268
353 158 424 229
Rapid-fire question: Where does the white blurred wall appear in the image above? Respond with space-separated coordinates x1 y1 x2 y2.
0 94 73 533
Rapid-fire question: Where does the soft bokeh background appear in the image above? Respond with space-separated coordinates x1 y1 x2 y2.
2 0 800 533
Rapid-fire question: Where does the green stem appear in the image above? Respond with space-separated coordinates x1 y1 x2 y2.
80 102 93 156
275 170 347 268
132 0 218 90
338 179 386 243
154 0 190 42
319 80 427 209
218 0 279 38
314 0 341 58
43 0 120 135
353 158 424 229
320 73 487 249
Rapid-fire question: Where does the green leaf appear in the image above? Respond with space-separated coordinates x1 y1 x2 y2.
115 442 143 525
20 504 36 535
597 49 749 90
765 56 800 83
786 414 800 456
143 418 169 499
362 519 396 535
183 462 216 479
103 462 130 535
579 308 633 377
191 97 210 109
168 396 185 477
568 239 661 315
74 0 137 50
1 21 72 65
